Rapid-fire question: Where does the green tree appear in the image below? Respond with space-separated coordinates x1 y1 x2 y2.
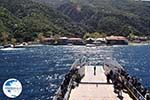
11 38 17 47
83 32 90 39
128 33 136 40
46 31 53 37
1 32 8 45
54 34 60 44
38 33 45 43
83 32 106 39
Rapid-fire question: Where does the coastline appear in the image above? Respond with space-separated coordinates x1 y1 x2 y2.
1 40 150 48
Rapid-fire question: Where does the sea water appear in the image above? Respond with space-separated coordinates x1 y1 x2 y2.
0 45 150 100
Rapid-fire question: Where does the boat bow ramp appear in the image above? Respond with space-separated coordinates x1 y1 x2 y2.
69 66 132 100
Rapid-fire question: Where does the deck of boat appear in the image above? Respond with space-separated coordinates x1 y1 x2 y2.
69 66 132 100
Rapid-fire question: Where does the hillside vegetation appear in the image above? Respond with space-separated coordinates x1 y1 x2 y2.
57 0 150 36
0 0 150 44
34 0 150 35
0 0 86 43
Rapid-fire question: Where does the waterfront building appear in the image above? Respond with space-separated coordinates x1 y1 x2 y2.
67 38 85 45
106 36 128 45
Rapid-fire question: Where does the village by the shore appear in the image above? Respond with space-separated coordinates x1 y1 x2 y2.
0 35 150 49
33 35 150 46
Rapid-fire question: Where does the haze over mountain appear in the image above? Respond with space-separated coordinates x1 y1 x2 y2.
0 0 150 43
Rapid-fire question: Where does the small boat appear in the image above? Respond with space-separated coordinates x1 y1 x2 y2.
86 44 96 47
2 42 28 49
0 43 28 51
14 42 28 48
3 44 13 48
53 57 150 100
14 44 24 48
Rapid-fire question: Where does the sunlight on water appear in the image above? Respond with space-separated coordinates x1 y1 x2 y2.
0 45 150 100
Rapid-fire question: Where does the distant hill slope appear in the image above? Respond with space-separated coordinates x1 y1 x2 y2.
32 0 150 36
0 0 150 43
0 0 87 42
31 0 70 7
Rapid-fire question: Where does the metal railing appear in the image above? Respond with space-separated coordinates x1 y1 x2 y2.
70 56 87 70
125 81 146 100
53 57 87 100
104 58 146 100
54 57 147 100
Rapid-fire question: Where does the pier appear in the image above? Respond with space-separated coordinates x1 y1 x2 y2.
69 66 132 100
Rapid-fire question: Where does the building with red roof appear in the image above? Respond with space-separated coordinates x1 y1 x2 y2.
106 36 128 45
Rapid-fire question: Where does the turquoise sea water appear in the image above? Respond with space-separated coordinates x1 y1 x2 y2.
0 45 150 100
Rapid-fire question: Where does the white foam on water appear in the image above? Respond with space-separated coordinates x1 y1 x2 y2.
27 44 44 47
112 45 128 47
133 68 140 71
130 43 150 46
0 48 25 51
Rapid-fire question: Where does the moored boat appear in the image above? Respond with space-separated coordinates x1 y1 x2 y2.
3 44 13 48
2 42 28 49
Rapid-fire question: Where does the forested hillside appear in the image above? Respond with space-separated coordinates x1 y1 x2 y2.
0 0 87 43
34 0 150 36
0 0 150 43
